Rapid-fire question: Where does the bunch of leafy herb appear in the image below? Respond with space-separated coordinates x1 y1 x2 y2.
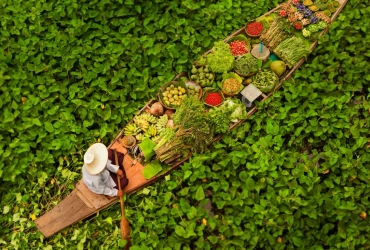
154 96 213 161
206 41 235 73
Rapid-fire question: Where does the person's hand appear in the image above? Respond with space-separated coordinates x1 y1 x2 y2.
117 190 123 197
117 169 124 177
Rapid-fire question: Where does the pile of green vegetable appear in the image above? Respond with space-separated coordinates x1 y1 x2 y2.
207 99 247 133
234 54 260 75
252 69 279 93
206 41 235 73
274 37 311 67
190 65 214 87
154 96 214 162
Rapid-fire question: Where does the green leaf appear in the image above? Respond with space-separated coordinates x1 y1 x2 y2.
194 186 205 201
104 217 112 225
3 206 9 214
246 177 255 191
292 237 302 246
33 118 42 126
175 225 186 237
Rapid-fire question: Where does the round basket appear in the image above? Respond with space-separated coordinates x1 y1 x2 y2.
221 79 243 97
202 88 225 108
120 135 137 148
245 21 264 38
158 81 188 110
227 34 251 56
185 80 203 100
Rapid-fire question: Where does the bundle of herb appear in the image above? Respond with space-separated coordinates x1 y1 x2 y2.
260 16 293 49
206 41 235 73
154 96 214 162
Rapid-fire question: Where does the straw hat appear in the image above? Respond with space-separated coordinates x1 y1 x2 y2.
84 143 108 175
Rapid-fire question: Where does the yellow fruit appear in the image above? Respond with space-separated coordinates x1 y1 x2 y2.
202 218 207 226
360 211 367 219
174 95 179 100
277 237 282 243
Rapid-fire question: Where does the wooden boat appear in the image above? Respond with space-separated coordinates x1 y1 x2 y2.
35 0 348 238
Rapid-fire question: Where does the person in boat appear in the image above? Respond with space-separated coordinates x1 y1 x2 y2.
82 143 128 197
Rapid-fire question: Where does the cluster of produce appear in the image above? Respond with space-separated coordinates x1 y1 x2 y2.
153 96 214 162
278 0 335 37
234 54 259 76
190 65 214 87
206 41 235 73
274 37 311 67
260 17 291 49
206 99 247 133
229 40 248 56
138 0 335 166
252 69 279 93
246 21 264 36
161 84 187 107
124 113 162 142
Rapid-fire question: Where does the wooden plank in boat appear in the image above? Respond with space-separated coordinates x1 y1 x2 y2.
76 190 94 209
76 181 110 209
35 189 96 238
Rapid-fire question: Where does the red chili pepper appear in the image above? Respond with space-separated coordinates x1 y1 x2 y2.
229 41 247 56
246 22 263 35
205 92 223 106
294 22 302 30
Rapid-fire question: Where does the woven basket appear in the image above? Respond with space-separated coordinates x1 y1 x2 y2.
245 21 264 38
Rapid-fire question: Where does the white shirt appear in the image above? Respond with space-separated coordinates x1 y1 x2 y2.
82 160 119 196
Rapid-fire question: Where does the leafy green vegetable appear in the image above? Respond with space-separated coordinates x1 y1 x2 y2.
207 98 247 133
142 160 163 179
206 41 235 73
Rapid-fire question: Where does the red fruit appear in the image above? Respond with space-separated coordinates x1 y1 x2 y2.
205 92 223 106
279 10 287 17
229 41 247 56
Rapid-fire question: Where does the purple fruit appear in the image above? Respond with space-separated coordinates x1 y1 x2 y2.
304 9 313 18
297 4 306 12
310 16 318 24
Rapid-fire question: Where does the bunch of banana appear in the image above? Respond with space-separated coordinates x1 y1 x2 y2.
148 125 157 136
124 123 142 136
134 115 148 129
135 133 143 142
155 115 168 133
143 113 157 124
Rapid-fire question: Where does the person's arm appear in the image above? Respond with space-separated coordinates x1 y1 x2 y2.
106 160 124 177
106 160 119 173
90 178 118 196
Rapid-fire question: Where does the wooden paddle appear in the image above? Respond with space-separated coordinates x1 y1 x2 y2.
114 150 131 248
